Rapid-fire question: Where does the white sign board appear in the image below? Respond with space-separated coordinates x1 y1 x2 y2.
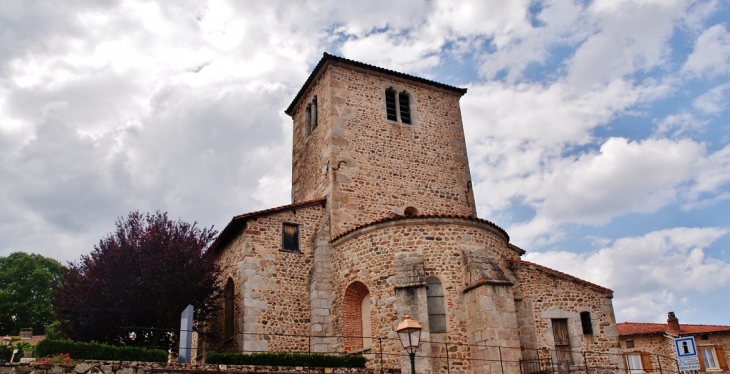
674 337 701 371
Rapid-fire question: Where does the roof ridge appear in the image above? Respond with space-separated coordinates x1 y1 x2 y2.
508 259 613 294
330 213 510 243
285 52 467 115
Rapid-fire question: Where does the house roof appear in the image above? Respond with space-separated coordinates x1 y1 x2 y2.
285 52 468 116
617 322 730 337
507 259 614 295
330 213 510 244
208 198 327 254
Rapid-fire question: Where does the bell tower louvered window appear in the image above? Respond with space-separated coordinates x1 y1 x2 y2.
399 91 411 124
385 88 412 124
385 89 397 121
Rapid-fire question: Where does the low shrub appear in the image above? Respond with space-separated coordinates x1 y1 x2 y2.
35 339 167 362
205 351 366 368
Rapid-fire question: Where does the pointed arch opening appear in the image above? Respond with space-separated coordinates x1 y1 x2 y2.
342 281 372 351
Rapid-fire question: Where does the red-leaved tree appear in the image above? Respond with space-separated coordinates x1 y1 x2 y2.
53 211 221 344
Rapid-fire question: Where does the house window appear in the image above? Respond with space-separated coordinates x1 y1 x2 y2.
700 346 728 371
282 223 300 252
580 311 593 335
626 354 643 373
626 340 635 348
384 88 412 124
625 352 654 373
552 319 572 364
224 278 234 341
426 277 446 333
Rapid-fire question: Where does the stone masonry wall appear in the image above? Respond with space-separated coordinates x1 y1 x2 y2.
1 362 384 374
330 217 520 373
215 204 325 352
293 64 477 238
511 262 620 369
291 69 332 204
327 65 476 236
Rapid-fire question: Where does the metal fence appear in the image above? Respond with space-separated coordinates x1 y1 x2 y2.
116 326 680 374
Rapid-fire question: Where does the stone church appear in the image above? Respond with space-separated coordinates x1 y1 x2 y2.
208 53 621 373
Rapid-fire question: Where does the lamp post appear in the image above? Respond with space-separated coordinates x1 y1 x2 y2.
396 315 422 374
1 336 10 346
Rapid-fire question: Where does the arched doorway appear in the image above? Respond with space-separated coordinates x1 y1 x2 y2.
343 281 372 351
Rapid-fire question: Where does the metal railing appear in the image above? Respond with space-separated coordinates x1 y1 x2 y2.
114 327 680 374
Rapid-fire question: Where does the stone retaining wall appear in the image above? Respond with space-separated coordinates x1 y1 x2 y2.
0 362 380 374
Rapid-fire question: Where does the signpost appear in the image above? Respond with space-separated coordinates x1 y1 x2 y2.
674 336 701 372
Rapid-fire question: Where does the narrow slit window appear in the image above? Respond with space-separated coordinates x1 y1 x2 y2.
311 95 318 131
305 104 312 136
426 277 446 333
282 223 300 252
580 311 593 335
224 278 234 340
399 91 411 124
385 89 397 121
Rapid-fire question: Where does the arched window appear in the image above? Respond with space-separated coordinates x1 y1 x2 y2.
224 278 235 340
305 95 318 136
343 282 372 351
426 276 446 333
385 88 398 121
384 88 412 124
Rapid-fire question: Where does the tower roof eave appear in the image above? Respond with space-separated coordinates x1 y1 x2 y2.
285 52 468 116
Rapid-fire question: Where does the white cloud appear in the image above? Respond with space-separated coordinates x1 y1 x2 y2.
689 143 730 198
683 23 730 77
655 112 710 137
524 227 730 321
692 83 730 114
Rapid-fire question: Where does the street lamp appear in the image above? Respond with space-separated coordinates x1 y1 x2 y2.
1 336 10 346
396 315 422 374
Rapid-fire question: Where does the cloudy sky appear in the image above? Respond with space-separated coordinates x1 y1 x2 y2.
1 0 729 325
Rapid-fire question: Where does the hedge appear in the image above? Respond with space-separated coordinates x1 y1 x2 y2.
205 351 366 368
35 339 167 362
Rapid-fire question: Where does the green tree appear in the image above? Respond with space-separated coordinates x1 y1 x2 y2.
0 252 65 335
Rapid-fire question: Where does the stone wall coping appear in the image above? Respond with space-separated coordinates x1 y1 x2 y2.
0 361 379 374
330 214 510 246
508 259 614 295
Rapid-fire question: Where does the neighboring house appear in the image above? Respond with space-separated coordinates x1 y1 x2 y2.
618 312 730 374
208 53 622 373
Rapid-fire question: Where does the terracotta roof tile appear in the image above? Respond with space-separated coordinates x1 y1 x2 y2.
330 213 509 243
617 322 730 336
209 198 327 253
507 259 613 295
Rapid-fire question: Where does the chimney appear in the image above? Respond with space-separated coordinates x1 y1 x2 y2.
19 328 32 340
667 311 680 332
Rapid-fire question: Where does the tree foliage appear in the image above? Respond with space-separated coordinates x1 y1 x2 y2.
53 211 220 343
0 252 65 335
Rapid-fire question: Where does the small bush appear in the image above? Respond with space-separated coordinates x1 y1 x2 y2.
35 339 167 362
205 351 366 368
38 353 75 365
